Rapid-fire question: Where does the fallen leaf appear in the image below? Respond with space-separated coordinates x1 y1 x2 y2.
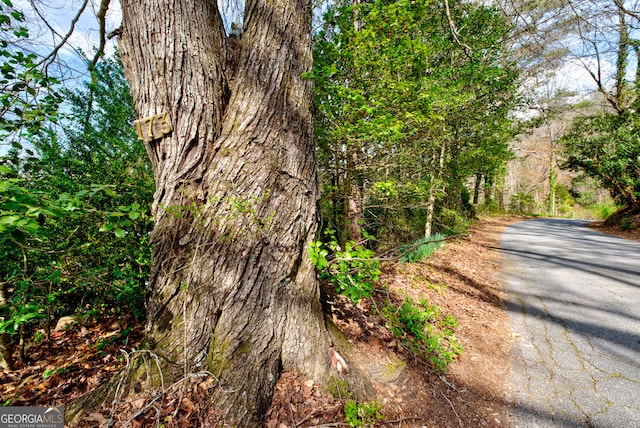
84 412 108 427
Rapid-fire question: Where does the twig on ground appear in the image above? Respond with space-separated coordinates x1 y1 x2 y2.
440 390 463 428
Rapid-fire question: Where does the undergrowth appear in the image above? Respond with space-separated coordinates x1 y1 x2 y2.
344 400 384 427
398 233 445 263
309 230 381 304
383 296 463 372
309 234 462 372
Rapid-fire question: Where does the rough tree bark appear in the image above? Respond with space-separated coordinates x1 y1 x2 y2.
116 0 333 424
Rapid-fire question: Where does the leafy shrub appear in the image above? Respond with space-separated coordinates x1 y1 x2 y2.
596 202 619 219
309 231 381 304
398 234 445 263
383 296 462 372
435 208 469 235
0 53 153 369
620 215 638 231
509 192 536 214
562 113 640 210
344 400 383 427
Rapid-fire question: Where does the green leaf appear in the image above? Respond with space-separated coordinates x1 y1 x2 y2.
99 223 115 232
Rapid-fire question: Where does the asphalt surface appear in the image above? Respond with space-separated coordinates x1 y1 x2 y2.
500 218 640 428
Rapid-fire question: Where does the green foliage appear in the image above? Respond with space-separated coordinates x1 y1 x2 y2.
620 215 638 231
595 202 619 219
509 192 536 214
0 50 153 360
551 183 574 216
434 208 470 235
309 231 381 304
562 112 640 210
95 327 132 353
311 0 518 245
0 2 61 148
33 54 151 321
326 377 353 400
0 167 107 337
384 296 462 372
571 174 600 207
0 302 44 334
0 177 58 239
399 234 445 263
571 176 619 220
43 364 73 379
344 400 383 427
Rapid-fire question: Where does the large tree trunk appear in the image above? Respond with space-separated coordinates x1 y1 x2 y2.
117 0 331 424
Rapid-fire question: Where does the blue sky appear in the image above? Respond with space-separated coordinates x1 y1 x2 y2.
15 0 121 81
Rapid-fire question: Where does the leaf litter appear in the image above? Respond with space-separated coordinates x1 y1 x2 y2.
0 216 530 427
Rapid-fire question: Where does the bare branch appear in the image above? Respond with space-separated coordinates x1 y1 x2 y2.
443 0 473 57
89 0 111 71
36 0 91 75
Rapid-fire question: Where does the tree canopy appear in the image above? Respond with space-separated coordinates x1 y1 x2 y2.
311 0 519 244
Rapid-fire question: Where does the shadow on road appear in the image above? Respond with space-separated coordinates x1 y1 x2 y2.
504 292 640 362
501 218 640 428
501 246 640 288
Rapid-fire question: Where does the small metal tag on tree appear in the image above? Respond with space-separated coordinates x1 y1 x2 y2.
133 112 172 142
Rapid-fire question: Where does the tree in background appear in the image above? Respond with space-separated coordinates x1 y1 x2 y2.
562 112 640 212
500 0 640 217
558 0 640 214
312 0 518 246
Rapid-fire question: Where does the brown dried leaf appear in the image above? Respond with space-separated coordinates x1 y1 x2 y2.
83 412 108 427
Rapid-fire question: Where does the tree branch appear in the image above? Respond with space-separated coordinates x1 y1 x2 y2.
443 0 472 58
89 0 111 72
36 0 90 75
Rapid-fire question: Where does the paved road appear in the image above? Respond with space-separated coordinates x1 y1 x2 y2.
500 218 640 427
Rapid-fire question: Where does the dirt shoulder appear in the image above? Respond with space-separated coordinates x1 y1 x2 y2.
588 219 640 242
268 215 527 427
371 215 525 427
1 215 527 427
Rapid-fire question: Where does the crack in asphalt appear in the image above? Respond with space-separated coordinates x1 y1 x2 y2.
501 218 640 428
